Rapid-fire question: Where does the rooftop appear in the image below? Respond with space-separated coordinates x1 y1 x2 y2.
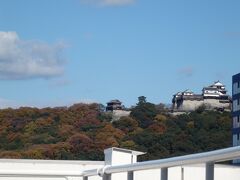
107 100 122 104
104 147 146 156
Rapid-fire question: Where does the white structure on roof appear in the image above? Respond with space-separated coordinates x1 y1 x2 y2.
172 81 231 112
104 147 145 166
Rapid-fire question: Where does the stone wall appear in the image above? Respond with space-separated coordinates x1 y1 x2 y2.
177 100 204 112
112 110 131 121
174 99 231 112
204 99 230 109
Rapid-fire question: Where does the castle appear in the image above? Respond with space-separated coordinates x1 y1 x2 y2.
172 81 232 112
106 100 131 121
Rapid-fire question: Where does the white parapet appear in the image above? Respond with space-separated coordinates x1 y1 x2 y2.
1 147 240 180
0 159 104 180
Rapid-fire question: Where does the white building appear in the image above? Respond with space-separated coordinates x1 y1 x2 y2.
232 73 240 164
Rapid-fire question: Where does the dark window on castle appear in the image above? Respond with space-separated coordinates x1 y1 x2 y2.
238 116 240 123
238 98 240 105
238 81 240 88
238 133 240 140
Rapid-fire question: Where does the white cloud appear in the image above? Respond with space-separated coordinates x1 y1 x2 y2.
81 0 135 7
0 31 67 80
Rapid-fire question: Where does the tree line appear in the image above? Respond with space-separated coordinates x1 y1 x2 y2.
0 96 231 161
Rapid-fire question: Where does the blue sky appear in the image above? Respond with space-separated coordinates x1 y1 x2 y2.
0 0 240 108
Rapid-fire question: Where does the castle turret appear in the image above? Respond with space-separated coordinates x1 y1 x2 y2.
106 99 124 111
106 100 130 121
202 81 227 98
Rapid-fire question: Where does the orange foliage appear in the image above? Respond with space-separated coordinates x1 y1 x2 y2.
147 123 166 134
0 151 22 159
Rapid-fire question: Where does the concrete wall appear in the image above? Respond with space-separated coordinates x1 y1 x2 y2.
1 148 240 180
0 159 104 180
183 164 240 180
111 165 240 180
1 162 240 180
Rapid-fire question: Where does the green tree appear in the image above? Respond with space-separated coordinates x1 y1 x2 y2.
112 116 138 133
131 96 157 128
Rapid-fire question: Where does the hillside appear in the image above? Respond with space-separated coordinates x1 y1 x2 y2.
0 99 231 161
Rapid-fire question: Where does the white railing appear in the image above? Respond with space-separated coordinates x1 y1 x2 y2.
0 146 239 180
82 146 240 180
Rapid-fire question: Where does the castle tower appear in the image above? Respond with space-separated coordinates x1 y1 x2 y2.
106 100 124 111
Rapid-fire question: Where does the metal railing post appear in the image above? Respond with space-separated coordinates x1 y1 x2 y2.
103 174 111 180
83 176 88 180
128 171 134 180
206 162 214 180
161 168 168 180
181 167 184 180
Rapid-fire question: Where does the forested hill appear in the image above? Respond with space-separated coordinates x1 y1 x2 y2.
0 99 231 161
